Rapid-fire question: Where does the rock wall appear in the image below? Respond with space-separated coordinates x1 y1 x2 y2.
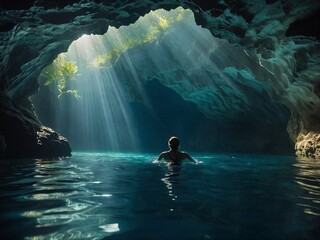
0 0 320 159
0 92 71 158
288 112 320 159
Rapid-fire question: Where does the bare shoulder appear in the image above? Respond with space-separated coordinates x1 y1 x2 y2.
159 151 170 159
160 151 169 156
180 151 191 158
154 151 168 163
180 151 195 162
180 151 189 155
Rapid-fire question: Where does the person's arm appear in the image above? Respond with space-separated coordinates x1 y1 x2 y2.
153 152 165 163
183 152 197 163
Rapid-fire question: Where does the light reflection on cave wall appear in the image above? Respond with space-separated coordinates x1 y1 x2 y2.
31 7 294 154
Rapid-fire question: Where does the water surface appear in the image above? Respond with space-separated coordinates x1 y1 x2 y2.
0 152 319 239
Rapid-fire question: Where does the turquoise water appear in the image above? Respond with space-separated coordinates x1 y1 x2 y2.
0 152 319 239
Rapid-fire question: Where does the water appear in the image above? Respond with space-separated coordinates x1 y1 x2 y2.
1 153 319 239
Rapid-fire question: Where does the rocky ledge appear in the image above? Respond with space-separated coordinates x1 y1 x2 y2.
296 132 320 160
288 113 320 160
0 92 71 159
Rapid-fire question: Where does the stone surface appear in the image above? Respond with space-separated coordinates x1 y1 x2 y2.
296 132 320 159
287 112 320 159
36 125 71 158
0 92 71 159
0 0 320 158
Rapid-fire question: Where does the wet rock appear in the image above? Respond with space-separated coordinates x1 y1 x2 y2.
36 126 71 159
296 132 320 160
288 112 320 160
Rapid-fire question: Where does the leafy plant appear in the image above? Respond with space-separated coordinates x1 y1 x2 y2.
93 7 190 67
42 55 80 99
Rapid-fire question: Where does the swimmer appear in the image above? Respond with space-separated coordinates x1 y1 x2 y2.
154 136 196 165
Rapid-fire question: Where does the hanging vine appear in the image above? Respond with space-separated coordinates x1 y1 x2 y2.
41 55 80 99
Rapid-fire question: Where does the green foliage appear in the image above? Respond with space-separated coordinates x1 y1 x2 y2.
93 7 190 67
42 55 80 99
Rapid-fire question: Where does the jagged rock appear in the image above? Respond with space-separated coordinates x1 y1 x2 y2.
36 126 71 158
0 92 71 159
296 132 320 159
287 112 320 160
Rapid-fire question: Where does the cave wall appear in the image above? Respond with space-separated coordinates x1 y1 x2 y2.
1 0 320 159
0 92 71 158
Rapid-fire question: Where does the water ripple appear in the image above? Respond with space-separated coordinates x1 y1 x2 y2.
1 153 320 239
294 158 320 216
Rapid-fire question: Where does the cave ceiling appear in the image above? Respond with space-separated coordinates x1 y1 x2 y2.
0 0 320 120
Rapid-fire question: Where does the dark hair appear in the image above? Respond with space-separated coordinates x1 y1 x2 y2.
168 136 180 150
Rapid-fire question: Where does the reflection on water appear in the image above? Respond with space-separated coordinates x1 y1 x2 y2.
27 159 104 239
294 158 320 216
161 166 181 202
0 157 122 239
1 153 320 239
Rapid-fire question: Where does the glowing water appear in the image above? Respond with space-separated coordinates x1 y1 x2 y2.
1 153 319 239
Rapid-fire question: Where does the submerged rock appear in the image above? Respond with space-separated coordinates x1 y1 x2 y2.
0 92 71 159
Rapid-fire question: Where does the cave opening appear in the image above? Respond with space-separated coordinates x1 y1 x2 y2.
31 7 293 155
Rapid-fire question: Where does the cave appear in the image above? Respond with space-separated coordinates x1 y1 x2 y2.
31 7 294 155
1 0 320 239
1 0 320 159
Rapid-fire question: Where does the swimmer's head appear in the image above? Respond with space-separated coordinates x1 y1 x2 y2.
168 136 180 150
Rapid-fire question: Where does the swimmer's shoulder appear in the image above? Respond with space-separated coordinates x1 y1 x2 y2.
180 151 195 162
159 151 170 159
180 151 190 157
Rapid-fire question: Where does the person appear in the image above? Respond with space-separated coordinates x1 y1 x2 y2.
154 136 196 165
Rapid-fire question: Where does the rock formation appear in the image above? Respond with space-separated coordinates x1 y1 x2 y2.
0 92 71 158
0 0 319 159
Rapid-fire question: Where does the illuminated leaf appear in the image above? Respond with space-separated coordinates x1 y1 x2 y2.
42 55 80 99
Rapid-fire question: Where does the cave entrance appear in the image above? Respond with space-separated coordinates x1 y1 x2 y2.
31 7 293 154
32 7 210 152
